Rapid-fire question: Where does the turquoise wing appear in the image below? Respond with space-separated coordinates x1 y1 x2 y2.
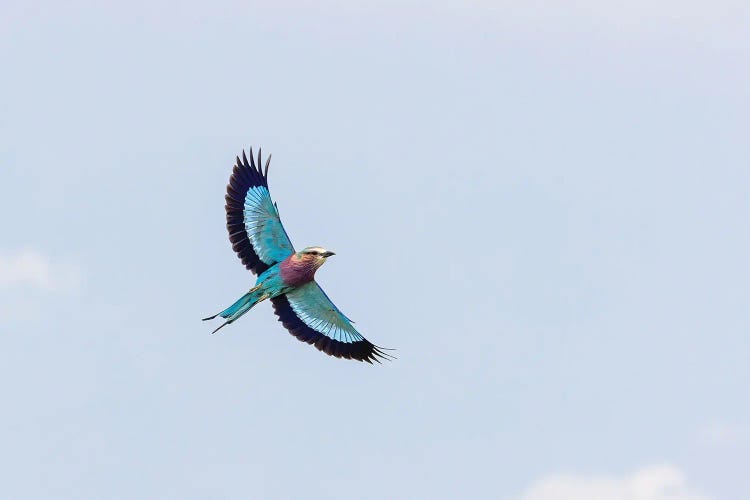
226 148 294 275
271 281 393 363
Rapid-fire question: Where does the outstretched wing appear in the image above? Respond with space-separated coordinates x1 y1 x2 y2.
271 281 393 363
225 148 294 275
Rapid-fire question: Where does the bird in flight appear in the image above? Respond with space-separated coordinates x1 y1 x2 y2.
203 148 393 363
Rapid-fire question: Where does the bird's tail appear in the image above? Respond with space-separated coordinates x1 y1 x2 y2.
202 286 268 334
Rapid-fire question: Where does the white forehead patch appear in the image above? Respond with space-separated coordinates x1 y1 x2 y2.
302 246 328 254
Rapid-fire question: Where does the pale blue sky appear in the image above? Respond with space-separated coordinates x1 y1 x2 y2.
2 1 749 499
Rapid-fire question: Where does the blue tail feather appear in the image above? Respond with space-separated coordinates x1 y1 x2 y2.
220 292 257 319
203 288 267 333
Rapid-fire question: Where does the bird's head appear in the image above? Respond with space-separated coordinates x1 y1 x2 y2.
296 246 336 267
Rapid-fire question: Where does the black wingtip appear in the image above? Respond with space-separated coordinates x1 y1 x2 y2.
264 154 271 178
371 345 397 362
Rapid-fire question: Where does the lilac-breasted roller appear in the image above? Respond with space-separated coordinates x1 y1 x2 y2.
203 148 393 363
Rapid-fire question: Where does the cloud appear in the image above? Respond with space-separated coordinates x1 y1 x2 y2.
0 249 82 292
517 464 712 500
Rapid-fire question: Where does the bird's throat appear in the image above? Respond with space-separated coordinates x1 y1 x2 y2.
279 254 320 286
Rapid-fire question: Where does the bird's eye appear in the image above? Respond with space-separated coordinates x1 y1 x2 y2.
311 251 319 256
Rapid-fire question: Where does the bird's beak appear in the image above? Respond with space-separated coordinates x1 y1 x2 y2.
322 251 335 258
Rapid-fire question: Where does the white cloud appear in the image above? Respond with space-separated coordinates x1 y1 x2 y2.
518 464 712 500
0 249 82 292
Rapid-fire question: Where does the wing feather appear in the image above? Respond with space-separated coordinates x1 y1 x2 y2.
271 282 393 363
224 148 294 275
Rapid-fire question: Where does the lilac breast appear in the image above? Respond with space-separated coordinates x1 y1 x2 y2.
279 255 318 287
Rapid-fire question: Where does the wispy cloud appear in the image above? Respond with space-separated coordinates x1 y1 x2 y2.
0 249 82 292
517 464 712 500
